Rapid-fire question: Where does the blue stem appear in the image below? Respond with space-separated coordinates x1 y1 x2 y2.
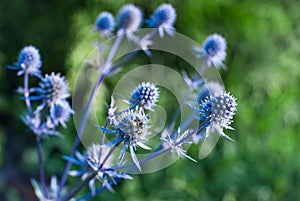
60 172 97 201
24 71 32 116
98 33 104 69
104 32 124 71
36 136 49 199
167 60 207 134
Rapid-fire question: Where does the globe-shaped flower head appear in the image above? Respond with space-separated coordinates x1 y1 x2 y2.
130 82 159 111
94 12 115 36
97 109 151 171
16 46 42 77
116 110 150 143
197 92 237 141
50 100 74 128
148 4 176 37
117 4 142 39
38 73 70 108
115 110 150 170
194 34 227 69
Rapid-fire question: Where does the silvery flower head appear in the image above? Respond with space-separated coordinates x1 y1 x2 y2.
98 109 151 171
115 110 150 144
94 11 115 36
9 46 42 77
148 4 176 37
194 34 227 69
161 128 196 162
116 110 151 170
66 144 131 194
117 4 142 40
197 92 237 141
50 100 74 128
130 82 159 111
38 72 70 107
197 82 225 104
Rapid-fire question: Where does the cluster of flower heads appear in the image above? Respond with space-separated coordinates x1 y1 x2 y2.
6 2 240 200
93 3 176 41
8 45 74 136
97 82 159 171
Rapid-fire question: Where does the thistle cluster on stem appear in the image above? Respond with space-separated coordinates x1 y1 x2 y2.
6 3 238 201
8 46 74 137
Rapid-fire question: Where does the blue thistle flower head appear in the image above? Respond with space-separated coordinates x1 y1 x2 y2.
194 34 227 69
95 12 115 35
203 34 226 57
197 92 237 141
115 110 150 140
117 4 142 32
147 4 176 37
130 82 159 111
15 46 42 77
97 109 151 171
50 100 74 128
38 73 70 107
151 4 176 28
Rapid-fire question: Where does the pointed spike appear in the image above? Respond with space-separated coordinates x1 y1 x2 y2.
137 142 151 150
181 152 197 162
130 146 141 171
119 144 127 164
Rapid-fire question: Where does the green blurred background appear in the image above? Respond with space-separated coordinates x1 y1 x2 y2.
1 0 300 200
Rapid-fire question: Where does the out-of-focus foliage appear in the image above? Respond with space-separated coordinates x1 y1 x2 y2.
1 0 300 201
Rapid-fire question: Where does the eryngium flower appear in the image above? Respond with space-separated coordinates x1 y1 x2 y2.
115 110 150 143
95 12 115 35
130 82 159 111
161 129 196 162
14 46 42 77
194 34 227 69
98 110 151 171
50 100 74 128
148 4 176 37
117 4 142 33
115 110 151 170
38 73 70 106
197 92 237 141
